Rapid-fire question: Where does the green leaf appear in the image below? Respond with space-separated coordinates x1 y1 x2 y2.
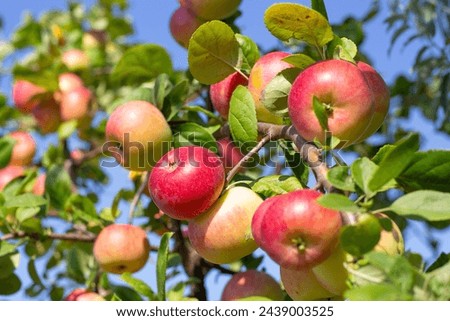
426 261 450 300
264 3 334 47
229 85 258 153
317 194 360 212
313 96 329 130
45 165 72 210
341 215 381 256
0 241 19 257
112 44 173 84
57 120 78 140
11 14 42 48
152 74 173 110
66 247 92 283
121 273 157 300
157 232 174 301
235 34 260 72
371 144 396 164
174 122 218 153
252 175 303 198
345 283 411 300
311 0 329 21
332 37 357 62
13 65 59 91
238 296 274 301
351 157 378 195
0 136 15 169
397 151 450 193
279 140 309 186
390 190 450 221
188 21 240 84
167 282 186 301
262 68 299 117
327 166 356 191
368 133 419 192
427 253 450 272
16 207 41 223
27 259 43 286
0 273 21 295
282 54 316 69
4 193 47 208
0 252 20 279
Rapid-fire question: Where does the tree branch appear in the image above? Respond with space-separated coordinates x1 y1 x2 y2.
1 231 96 242
128 172 149 224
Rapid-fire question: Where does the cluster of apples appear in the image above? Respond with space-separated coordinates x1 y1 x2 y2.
170 0 242 48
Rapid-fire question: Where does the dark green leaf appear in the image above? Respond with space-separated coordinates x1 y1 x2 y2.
229 85 258 153
369 133 419 192
0 253 20 279
188 21 240 84
327 166 356 191
279 140 309 186
45 165 72 210
313 96 329 130
112 44 173 85
311 0 329 20
157 232 174 301
0 273 21 295
11 14 42 48
317 194 360 212
27 259 43 286
121 273 157 300
264 3 333 46
341 215 381 256
152 74 173 110
174 122 218 153
390 190 450 221
110 285 143 301
252 175 303 198
427 253 450 272
0 136 15 169
66 247 92 283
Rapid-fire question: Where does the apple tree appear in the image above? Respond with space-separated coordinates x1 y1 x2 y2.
0 0 449 301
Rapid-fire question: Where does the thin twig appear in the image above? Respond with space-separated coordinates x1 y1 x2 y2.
1 231 96 242
128 172 150 224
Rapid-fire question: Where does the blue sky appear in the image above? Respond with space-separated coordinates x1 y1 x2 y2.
1 0 449 301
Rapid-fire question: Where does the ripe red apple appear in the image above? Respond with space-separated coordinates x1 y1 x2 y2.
170 6 204 48
8 131 36 166
374 213 404 255
60 86 91 121
221 270 284 301
32 174 46 196
210 72 248 119
58 73 84 93
65 288 105 301
149 146 225 220
183 0 242 20
0 166 25 191
105 100 173 171
188 186 263 264
62 49 89 70
12 80 45 113
32 99 62 134
281 246 348 301
354 61 390 143
93 224 150 274
251 189 342 269
288 59 376 147
217 138 245 172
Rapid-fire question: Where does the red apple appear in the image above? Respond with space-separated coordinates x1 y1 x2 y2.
288 59 376 147
183 0 242 20
32 99 62 134
149 146 225 220
58 73 84 93
32 174 46 196
8 131 36 166
210 72 248 119
188 186 263 264
65 288 105 301
251 189 342 269
217 138 245 172
60 86 91 121
0 166 25 191
12 80 45 113
170 6 204 48
354 61 390 142
105 100 173 171
62 49 89 70
93 224 150 274
248 52 293 124
221 270 284 301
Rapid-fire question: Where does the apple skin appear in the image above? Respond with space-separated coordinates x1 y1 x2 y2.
0 166 25 191
248 52 292 124
183 0 242 20
288 59 376 147
281 246 348 301
62 49 89 70
354 61 390 143
59 73 84 93
251 189 342 269
32 99 62 134
374 213 404 255
170 6 203 48
210 72 248 119
93 224 150 274
221 270 285 301
105 100 173 171
12 80 45 113
188 186 263 264
32 174 46 196
65 289 105 301
217 137 245 172
8 131 36 166
60 86 91 121
149 146 225 220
